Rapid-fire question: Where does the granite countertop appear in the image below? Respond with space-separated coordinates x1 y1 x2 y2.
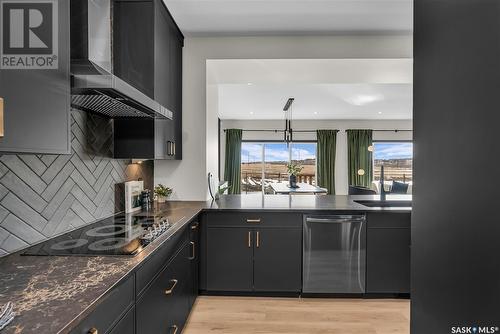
0 201 205 334
0 195 411 334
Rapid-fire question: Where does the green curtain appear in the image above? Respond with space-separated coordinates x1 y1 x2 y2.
224 129 242 194
316 130 339 195
347 129 373 187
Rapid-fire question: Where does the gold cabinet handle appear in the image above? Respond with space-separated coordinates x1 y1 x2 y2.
189 241 195 260
246 218 261 224
256 231 260 248
191 222 199 230
165 279 178 295
88 328 98 334
247 231 251 248
171 324 178 334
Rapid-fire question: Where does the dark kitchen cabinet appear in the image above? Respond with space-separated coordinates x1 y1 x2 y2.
113 0 183 160
188 221 200 308
366 213 411 294
70 274 135 334
136 240 191 334
206 227 254 292
253 228 302 292
204 212 302 293
0 0 71 154
109 306 135 334
113 0 155 99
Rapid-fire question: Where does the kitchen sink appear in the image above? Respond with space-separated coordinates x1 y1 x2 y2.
354 200 412 208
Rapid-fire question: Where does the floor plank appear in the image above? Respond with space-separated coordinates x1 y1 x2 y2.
184 296 410 334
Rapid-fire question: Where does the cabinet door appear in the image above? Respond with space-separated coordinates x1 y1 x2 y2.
136 242 190 334
366 228 411 294
113 0 154 98
253 228 302 292
206 228 253 291
169 22 183 160
154 0 172 109
188 221 200 308
109 306 134 334
154 118 174 159
0 0 70 154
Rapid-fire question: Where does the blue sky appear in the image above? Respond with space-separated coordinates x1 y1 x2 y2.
242 143 316 162
374 142 413 160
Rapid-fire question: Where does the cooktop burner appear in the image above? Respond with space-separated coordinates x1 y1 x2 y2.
23 213 171 256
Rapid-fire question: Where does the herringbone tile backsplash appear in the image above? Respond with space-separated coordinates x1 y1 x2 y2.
0 110 153 256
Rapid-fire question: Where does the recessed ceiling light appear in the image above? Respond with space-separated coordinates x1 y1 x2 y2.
247 83 253 86
378 111 383 114
314 112 318 115
250 111 254 115
345 94 384 106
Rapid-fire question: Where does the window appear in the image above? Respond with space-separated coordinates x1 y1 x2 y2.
373 142 413 183
241 142 317 194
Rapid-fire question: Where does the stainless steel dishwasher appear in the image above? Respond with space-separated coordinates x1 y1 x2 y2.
303 215 366 294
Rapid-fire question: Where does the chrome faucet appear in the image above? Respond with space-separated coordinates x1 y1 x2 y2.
380 165 387 201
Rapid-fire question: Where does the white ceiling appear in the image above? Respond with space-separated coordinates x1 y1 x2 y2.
163 0 413 36
207 59 413 120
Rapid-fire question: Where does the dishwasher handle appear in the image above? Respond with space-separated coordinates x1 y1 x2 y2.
305 215 366 224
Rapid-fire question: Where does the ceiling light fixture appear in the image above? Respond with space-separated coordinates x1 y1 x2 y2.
283 97 295 145
345 94 384 106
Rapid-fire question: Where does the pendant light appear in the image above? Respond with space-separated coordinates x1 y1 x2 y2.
283 97 294 145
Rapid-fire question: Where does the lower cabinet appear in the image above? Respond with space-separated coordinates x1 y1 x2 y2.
366 213 411 294
205 222 302 293
70 274 135 334
136 241 191 334
188 221 200 308
109 306 135 334
206 228 253 291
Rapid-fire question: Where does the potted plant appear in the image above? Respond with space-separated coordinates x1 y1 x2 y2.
154 184 173 203
287 163 303 188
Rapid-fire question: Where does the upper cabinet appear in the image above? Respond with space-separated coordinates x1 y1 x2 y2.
0 0 71 154
113 0 183 160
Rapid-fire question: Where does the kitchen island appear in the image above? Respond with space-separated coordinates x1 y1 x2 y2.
0 195 410 334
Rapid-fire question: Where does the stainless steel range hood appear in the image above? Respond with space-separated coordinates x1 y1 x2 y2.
70 0 172 119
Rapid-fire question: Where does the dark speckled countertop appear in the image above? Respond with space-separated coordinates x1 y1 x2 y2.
0 195 410 334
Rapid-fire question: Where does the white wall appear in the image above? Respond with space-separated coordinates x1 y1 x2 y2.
220 119 412 195
155 35 413 200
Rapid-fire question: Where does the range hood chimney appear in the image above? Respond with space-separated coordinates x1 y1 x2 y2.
70 0 172 119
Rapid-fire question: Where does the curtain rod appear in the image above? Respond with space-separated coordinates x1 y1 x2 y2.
222 129 412 133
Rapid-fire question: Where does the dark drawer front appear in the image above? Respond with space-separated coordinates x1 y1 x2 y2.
367 212 411 229
206 212 302 228
70 274 135 334
136 241 190 334
109 306 135 334
136 223 189 296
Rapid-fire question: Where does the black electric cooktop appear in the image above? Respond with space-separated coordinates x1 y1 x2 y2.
23 213 171 256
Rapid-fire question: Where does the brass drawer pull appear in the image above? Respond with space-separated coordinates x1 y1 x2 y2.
256 231 260 248
189 241 195 260
246 218 261 224
247 231 251 248
191 222 199 230
88 328 98 334
165 279 178 295
171 324 178 334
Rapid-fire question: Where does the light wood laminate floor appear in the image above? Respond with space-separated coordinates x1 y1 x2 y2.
183 296 410 334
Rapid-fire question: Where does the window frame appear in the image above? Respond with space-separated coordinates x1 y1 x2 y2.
240 140 318 194
372 140 413 183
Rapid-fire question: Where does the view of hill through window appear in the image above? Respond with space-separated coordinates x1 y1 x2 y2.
373 142 413 183
241 142 317 193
